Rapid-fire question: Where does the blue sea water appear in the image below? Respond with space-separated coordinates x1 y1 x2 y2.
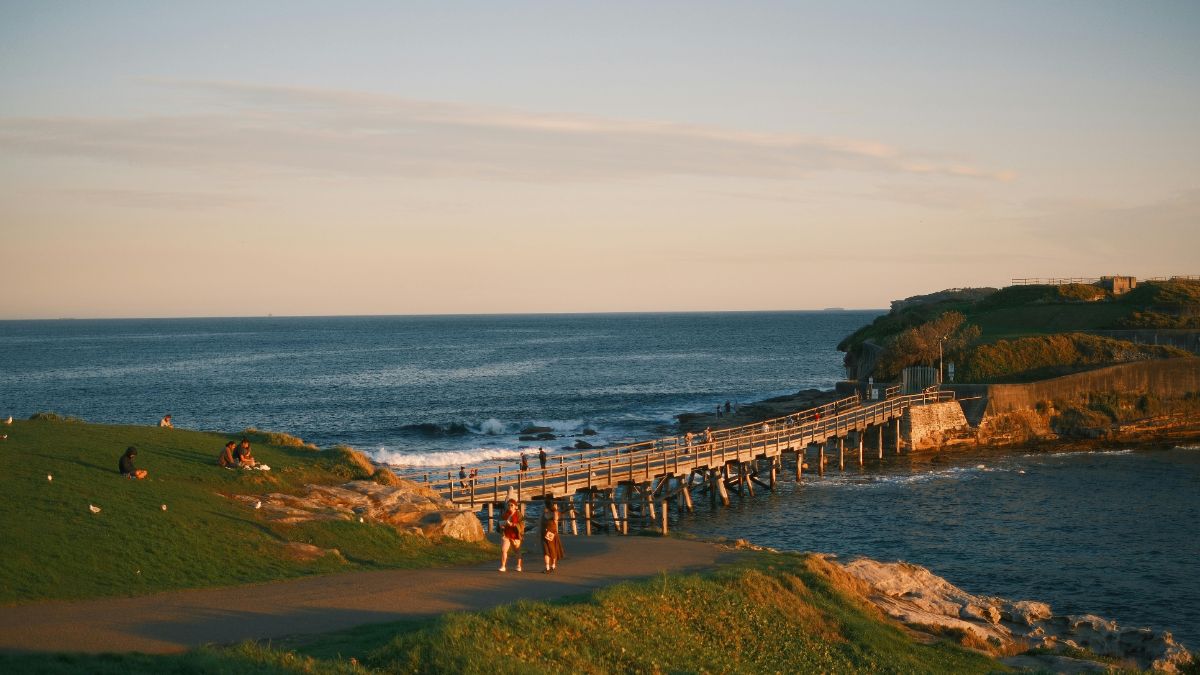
0 312 861 466
2 312 1197 646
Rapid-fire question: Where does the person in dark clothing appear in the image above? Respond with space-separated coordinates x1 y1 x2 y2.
235 438 257 467
218 441 237 468
520 453 529 473
119 446 147 479
458 466 467 488
538 447 547 470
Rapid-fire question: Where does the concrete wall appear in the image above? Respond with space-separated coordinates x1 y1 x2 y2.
903 401 969 451
980 359 1200 416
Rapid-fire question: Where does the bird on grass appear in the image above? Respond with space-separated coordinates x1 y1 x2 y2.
4 415 12 425
254 500 263 510
47 474 53 482
89 504 101 514
161 504 168 511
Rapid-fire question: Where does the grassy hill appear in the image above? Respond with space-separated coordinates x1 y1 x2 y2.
0 418 490 604
840 279 1200 383
0 552 1006 675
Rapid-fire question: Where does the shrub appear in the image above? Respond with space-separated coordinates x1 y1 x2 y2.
28 411 85 423
956 333 1190 383
874 312 981 380
324 445 376 480
241 427 318 450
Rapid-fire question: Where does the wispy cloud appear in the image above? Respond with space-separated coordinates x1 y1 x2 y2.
54 188 255 211
0 80 1016 184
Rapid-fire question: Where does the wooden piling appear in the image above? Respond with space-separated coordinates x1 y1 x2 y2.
659 500 669 535
878 424 884 460
485 501 494 533
711 469 730 507
858 432 864 467
584 497 593 536
838 436 845 471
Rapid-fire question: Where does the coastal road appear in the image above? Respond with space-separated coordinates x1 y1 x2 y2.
0 537 740 654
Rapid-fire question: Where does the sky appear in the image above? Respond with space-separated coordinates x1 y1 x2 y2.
1 1 1198 319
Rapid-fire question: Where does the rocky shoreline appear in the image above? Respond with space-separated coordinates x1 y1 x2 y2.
835 555 1193 673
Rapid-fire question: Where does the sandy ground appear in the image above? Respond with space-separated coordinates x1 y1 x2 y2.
0 536 740 654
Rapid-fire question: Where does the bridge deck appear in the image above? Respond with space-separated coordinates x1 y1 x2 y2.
430 391 951 505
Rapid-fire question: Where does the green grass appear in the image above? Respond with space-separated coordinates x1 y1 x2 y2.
0 419 491 604
0 553 1007 674
956 332 1191 383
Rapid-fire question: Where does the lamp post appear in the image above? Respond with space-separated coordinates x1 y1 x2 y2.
939 336 947 384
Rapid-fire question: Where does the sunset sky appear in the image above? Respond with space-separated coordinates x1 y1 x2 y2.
2 1 1197 319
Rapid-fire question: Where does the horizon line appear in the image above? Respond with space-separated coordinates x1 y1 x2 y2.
0 307 887 322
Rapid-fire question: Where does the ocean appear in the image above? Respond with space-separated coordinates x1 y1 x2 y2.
2 312 1197 646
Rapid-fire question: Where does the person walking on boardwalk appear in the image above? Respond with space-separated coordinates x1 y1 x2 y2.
520 452 529 473
541 502 564 573
684 431 694 453
458 466 467 488
499 499 523 572
538 447 547 470
704 426 713 448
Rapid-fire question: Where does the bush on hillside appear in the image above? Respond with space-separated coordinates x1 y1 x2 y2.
1122 279 1200 306
1116 311 1200 329
873 312 981 380
957 333 1190 383
242 427 318 450
28 411 85 423
323 445 376 480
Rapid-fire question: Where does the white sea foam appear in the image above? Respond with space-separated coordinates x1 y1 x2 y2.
1027 448 1136 459
804 463 1004 490
371 446 525 468
478 418 505 435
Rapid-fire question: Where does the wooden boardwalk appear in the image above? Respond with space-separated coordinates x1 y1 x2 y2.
422 390 954 533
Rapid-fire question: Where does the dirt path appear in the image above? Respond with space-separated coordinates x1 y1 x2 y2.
0 536 739 654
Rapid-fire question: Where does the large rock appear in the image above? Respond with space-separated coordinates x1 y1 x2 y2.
418 510 485 541
235 479 484 542
836 556 1193 672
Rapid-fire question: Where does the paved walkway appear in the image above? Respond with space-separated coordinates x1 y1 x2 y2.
0 537 739 654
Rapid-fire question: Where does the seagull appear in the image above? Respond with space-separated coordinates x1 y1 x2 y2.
4 415 11 425
254 500 262 510
47 474 53 482
1 435 7 440
161 504 168 511
89 504 101 514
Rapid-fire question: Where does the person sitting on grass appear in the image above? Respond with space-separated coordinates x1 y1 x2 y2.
159 414 174 428
218 441 238 468
234 437 257 468
119 446 148 479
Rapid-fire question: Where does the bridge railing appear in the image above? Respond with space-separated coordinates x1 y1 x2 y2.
412 393 862 491
429 390 954 503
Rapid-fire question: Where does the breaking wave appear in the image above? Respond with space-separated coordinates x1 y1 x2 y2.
370 447 526 468
395 417 586 438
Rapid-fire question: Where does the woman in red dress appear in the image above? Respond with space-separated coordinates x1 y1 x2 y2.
499 499 523 572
